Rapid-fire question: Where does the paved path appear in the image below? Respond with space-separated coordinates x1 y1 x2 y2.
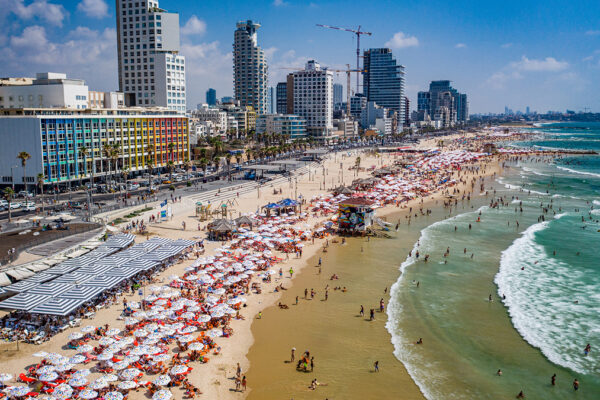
27 227 103 256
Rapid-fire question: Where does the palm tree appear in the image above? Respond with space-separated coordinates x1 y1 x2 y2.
146 156 155 189
17 151 31 193
3 188 15 222
355 156 361 173
111 143 120 190
168 142 175 166
102 145 112 190
167 161 175 182
37 173 45 214
224 153 233 181
196 158 209 179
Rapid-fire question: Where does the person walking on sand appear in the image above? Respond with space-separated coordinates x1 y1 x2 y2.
360 305 364 317
380 298 385 312
374 361 379 372
236 363 241 378
370 309 375 321
241 376 247 391
291 348 296 362
310 357 314 371
318 257 322 267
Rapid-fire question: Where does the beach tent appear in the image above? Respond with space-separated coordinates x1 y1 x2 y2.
30 297 83 316
28 282 73 297
4 280 40 293
0 293 51 311
84 275 127 288
125 259 160 271
59 285 106 301
51 272 95 284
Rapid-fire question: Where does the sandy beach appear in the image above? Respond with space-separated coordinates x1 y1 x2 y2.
0 133 510 400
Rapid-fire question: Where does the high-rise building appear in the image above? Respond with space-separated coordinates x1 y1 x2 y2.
276 82 287 114
350 94 367 119
233 20 268 115
417 91 430 114
404 96 410 126
291 60 333 137
526 106 530 115
424 80 468 126
116 0 186 112
206 88 217 106
362 48 405 128
333 83 344 110
267 86 275 114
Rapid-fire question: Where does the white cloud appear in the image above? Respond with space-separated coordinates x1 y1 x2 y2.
585 30 600 36
455 43 466 49
181 15 206 36
485 71 522 89
263 46 278 60
2 0 67 27
2 25 117 90
385 32 419 49
510 56 568 72
273 0 289 6
77 0 108 19
501 43 513 48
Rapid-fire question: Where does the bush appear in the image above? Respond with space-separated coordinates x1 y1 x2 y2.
169 185 175 191
186 181 192 187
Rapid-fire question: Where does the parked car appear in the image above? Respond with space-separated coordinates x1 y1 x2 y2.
127 183 140 191
10 202 22 209
0 200 8 208
18 191 33 198
23 203 37 212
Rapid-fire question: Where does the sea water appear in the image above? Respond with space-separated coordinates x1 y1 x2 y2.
387 122 600 399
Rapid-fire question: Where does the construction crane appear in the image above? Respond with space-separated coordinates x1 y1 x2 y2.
278 65 365 116
316 24 372 92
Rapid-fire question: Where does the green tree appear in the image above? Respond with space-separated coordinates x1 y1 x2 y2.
17 151 31 193
78 145 88 188
3 187 15 222
37 173 45 214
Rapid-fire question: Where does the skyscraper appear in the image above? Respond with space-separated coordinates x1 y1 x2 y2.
362 48 405 128
206 88 217 106
291 60 333 137
267 86 275 114
233 20 268 115
115 0 186 112
276 82 287 114
427 80 468 125
333 83 344 110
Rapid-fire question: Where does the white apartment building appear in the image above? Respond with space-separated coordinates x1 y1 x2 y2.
116 0 186 112
0 73 89 109
88 91 125 109
292 60 333 137
233 20 268 115
191 105 228 134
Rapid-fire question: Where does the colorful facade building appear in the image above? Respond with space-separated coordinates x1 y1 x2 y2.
0 108 189 187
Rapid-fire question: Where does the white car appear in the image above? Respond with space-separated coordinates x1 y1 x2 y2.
0 200 8 208
23 203 37 212
10 202 22 209
18 191 33 198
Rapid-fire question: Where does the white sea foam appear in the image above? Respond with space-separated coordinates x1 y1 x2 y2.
495 222 600 375
593 200 600 206
386 207 488 399
522 166 551 177
557 165 600 178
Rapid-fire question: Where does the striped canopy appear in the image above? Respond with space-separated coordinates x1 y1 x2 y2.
28 282 73 297
59 285 106 301
0 293 51 311
31 297 83 316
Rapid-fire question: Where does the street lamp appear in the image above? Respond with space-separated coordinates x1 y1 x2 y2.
10 165 17 191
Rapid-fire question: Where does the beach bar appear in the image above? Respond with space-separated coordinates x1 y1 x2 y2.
336 198 375 235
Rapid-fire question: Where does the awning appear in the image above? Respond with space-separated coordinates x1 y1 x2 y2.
30 297 83 316
5 268 35 281
28 282 73 297
5 280 40 293
59 285 105 301
0 293 51 311
84 275 127 288
0 273 11 287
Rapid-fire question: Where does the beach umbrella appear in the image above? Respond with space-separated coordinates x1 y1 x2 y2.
112 361 130 371
68 377 88 387
152 354 171 362
117 381 137 390
88 380 108 390
39 372 59 382
97 353 113 361
152 389 172 400
106 328 121 336
99 337 116 346
179 326 197 334
0 373 12 382
176 335 194 343
72 370 91 379
188 342 204 351
80 326 95 333
69 355 86 364
126 302 140 309
124 317 139 326
53 384 73 399
152 375 171 386
36 366 56 374
133 329 149 337
119 337 135 345
169 365 188 375
32 351 48 358
7 386 30 397
68 332 84 340
100 374 118 383
76 344 94 353
104 392 123 400
120 368 141 381
207 328 223 338
55 364 75 372
123 355 140 363
78 389 98 399
197 314 211 323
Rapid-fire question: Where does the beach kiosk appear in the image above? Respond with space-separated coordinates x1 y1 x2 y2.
337 198 375 235
207 219 236 241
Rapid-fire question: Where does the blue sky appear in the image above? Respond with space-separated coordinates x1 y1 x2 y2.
0 0 599 113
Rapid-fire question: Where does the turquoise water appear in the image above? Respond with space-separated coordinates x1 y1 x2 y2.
387 123 600 399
